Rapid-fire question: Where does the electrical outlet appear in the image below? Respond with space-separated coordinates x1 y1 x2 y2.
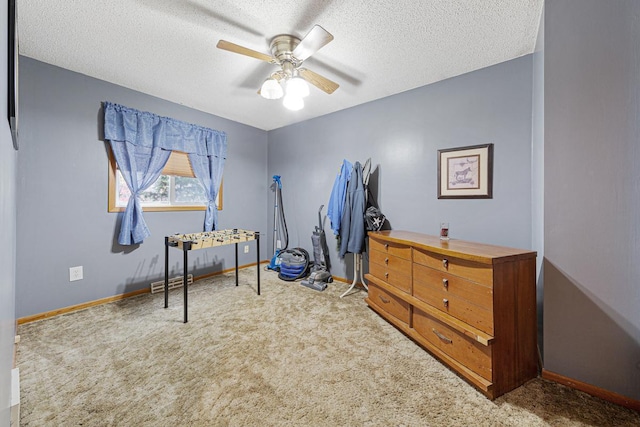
277 240 282 249
69 266 83 282
244 245 249 254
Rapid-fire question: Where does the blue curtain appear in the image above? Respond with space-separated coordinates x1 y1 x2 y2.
189 146 225 231
104 102 227 245
111 141 171 245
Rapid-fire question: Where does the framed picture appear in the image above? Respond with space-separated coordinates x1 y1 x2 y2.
7 0 19 150
437 143 493 199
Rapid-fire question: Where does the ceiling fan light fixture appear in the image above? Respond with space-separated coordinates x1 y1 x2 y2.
217 24 340 109
286 76 310 98
260 77 283 99
283 94 304 111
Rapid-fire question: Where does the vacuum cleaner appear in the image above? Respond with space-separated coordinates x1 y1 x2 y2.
278 247 310 281
266 175 288 271
301 205 333 291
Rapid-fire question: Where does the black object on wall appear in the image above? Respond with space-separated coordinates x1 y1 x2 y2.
7 0 18 150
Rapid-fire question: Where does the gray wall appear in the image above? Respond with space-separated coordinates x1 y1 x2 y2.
268 55 534 280
544 0 640 399
1 0 17 423
531 3 545 354
16 57 269 318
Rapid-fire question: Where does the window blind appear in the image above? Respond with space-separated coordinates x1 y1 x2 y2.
162 151 195 178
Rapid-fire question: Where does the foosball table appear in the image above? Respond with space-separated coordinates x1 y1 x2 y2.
164 229 260 323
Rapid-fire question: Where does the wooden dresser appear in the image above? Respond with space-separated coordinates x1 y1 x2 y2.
365 230 537 399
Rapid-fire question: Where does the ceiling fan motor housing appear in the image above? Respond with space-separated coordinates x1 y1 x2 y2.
270 35 302 71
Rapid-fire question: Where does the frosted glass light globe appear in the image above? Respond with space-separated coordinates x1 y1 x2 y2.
260 78 283 99
283 94 304 111
286 76 309 98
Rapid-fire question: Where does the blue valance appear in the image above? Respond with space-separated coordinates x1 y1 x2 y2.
104 102 227 158
104 102 227 245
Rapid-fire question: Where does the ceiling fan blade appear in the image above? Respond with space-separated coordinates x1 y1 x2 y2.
292 25 334 62
299 68 339 94
216 40 274 63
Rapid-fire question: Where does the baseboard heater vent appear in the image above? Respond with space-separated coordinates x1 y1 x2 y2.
150 274 193 294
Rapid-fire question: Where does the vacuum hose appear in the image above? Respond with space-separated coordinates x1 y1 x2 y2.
276 177 289 251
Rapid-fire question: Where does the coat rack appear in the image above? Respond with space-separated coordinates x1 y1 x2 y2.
340 252 367 298
339 158 371 298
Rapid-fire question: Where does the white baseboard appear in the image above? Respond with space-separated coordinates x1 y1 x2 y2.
11 368 20 426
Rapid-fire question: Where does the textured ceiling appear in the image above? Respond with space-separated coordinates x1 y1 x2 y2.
18 0 544 131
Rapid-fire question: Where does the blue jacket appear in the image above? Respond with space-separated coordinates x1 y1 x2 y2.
327 159 352 235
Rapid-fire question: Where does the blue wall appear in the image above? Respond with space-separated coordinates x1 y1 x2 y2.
543 0 640 400
532 3 545 353
268 55 534 280
16 58 269 318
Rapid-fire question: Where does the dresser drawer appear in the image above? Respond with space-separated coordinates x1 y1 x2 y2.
413 308 492 381
413 282 494 335
413 263 494 334
413 248 493 286
370 249 411 273
369 261 411 293
368 283 410 325
413 263 493 308
369 237 412 260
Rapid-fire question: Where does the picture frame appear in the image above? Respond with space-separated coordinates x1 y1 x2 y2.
437 143 493 199
7 0 19 150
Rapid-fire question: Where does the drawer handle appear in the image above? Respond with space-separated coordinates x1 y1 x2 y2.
432 328 453 344
385 243 389 250
384 257 389 264
378 295 390 304
384 272 389 279
442 278 448 289
443 298 449 308
442 259 449 268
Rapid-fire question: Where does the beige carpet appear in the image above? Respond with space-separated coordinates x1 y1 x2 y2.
17 267 640 426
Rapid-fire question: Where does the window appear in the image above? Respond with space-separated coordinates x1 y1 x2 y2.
108 148 222 212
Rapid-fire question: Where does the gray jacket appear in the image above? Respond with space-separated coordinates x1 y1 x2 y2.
339 161 366 258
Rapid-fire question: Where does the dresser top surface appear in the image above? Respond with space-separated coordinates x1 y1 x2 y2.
369 230 536 264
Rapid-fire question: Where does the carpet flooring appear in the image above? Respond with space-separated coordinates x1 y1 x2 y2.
16 266 640 426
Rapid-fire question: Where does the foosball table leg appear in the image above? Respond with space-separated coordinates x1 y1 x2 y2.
256 232 260 295
164 236 169 309
235 242 239 287
183 242 191 323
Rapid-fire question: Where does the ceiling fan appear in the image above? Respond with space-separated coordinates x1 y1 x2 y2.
216 25 339 110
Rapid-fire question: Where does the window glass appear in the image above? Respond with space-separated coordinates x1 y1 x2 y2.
108 148 221 212
174 176 209 204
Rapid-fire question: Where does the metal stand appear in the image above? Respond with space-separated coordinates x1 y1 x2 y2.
234 235 261 295
164 230 260 323
340 252 368 298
